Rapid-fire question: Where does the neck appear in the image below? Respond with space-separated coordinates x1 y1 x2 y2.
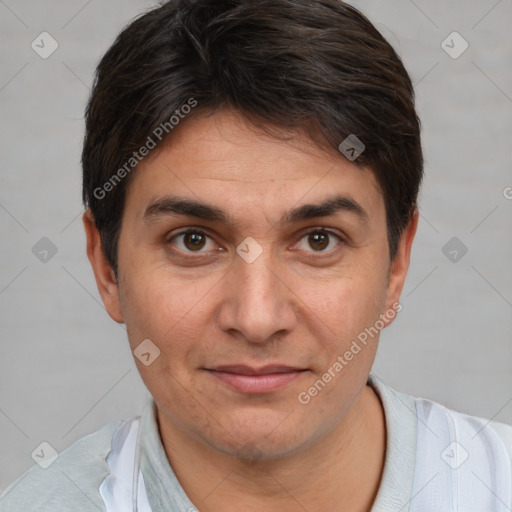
157 384 386 512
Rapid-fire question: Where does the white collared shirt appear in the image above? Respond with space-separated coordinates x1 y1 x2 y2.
2 373 511 511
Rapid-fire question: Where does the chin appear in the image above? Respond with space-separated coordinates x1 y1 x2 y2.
200 413 315 462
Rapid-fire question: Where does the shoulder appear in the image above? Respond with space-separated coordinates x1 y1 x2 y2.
410 390 512 471
489 419 512 452
368 373 512 470
0 420 122 512
368 374 512 507
417 396 512 456
369 373 512 459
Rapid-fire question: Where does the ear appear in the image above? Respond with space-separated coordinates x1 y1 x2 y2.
82 210 124 323
382 208 419 325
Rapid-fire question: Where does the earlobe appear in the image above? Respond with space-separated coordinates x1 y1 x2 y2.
383 208 419 324
82 210 125 323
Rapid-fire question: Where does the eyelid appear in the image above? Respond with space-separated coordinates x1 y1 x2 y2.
166 226 345 256
166 227 220 255
292 227 345 254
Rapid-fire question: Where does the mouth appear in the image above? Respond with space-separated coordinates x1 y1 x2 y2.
203 365 308 394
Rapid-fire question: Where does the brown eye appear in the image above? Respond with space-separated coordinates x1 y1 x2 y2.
183 231 206 251
296 229 342 253
308 231 329 251
168 229 216 253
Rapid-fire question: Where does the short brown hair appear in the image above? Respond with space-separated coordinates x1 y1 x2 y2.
82 0 423 275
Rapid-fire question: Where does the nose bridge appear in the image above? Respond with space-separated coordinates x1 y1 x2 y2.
221 237 295 343
238 242 278 300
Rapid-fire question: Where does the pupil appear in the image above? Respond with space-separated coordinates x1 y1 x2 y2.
186 232 205 250
310 232 328 251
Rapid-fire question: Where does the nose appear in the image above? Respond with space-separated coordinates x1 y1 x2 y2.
216 242 297 344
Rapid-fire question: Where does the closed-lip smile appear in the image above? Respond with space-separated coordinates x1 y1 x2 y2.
204 364 308 393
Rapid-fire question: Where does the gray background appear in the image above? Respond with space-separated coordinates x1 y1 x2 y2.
1 0 511 492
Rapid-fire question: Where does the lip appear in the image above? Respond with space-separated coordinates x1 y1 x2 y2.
204 365 308 394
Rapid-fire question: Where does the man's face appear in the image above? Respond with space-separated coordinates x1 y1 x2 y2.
87 108 414 460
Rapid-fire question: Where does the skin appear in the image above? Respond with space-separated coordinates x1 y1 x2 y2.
84 108 418 512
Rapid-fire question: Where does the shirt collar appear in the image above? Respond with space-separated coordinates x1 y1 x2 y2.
367 372 417 511
139 373 418 511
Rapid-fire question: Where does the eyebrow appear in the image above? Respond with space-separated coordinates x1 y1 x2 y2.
143 194 369 227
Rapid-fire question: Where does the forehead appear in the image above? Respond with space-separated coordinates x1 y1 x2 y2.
123 108 384 227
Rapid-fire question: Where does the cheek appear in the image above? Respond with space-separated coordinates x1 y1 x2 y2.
118 271 211 405
119 262 248 392
300 259 389 339
295 270 388 412
118 266 210 353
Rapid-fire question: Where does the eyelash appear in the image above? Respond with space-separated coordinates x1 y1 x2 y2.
165 227 344 257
